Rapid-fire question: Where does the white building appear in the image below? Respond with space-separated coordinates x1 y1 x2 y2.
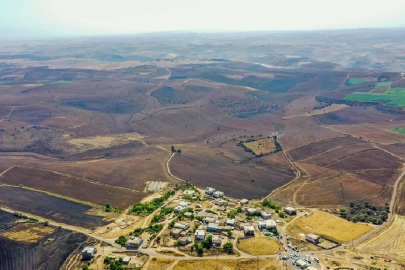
212 234 222 246
305 233 321 244
244 225 255 236
183 190 196 198
127 237 143 248
284 206 296 215
174 222 190 230
240 199 249 205
81 246 96 260
205 187 216 195
261 211 271 219
225 218 235 226
213 191 224 198
174 205 187 212
258 220 277 230
246 208 257 216
179 201 189 207
195 229 206 240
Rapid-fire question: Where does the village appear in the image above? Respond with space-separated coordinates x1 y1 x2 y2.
79 182 358 270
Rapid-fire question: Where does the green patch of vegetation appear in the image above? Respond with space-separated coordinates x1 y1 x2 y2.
343 202 389 224
115 235 128 246
50 80 73 84
105 203 123 213
345 78 366 86
374 81 392 87
104 256 126 270
129 190 175 215
227 207 242 219
393 127 405 134
262 200 282 211
132 224 164 237
344 88 405 107
151 207 174 223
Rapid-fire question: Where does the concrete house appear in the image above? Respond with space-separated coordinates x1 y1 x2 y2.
195 229 206 240
171 228 182 238
81 246 97 260
174 205 187 212
173 222 190 230
240 199 249 205
284 206 296 215
122 257 131 265
225 218 235 226
213 191 224 198
212 234 222 246
246 208 257 216
127 237 143 248
244 225 255 236
207 223 219 232
183 190 195 198
205 187 216 195
261 211 271 219
258 220 277 230
305 233 321 244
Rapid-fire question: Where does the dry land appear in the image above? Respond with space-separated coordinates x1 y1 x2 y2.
243 138 276 155
287 211 373 243
238 237 281 255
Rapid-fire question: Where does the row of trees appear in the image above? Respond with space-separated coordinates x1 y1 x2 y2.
171 146 182 155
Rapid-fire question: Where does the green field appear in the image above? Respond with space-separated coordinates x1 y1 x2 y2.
374 81 392 87
345 78 366 86
393 128 405 134
344 88 405 107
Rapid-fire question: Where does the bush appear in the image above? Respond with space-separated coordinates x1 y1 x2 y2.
115 235 128 246
278 212 285 218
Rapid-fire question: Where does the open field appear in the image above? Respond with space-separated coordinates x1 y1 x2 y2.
0 225 92 270
374 81 392 87
172 258 278 270
346 78 366 86
0 210 19 227
0 186 105 228
357 215 405 259
395 177 405 215
146 258 175 269
238 237 281 255
287 211 373 243
393 127 405 134
243 138 276 155
0 223 56 243
0 166 141 208
170 145 295 198
344 88 405 107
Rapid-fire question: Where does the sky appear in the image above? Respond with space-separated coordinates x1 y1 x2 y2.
1 0 405 39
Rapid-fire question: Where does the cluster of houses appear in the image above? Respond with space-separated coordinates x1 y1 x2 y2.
205 187 224 198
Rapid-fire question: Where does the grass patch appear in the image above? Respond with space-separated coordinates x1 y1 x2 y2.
1 223 55 243
238 237 281 255
392 128 405 134
344 88 405 107
243 138 276 155
374 81 392 87
345 78 366 86
287 211 372 243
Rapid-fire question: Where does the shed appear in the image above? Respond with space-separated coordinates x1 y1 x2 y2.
244 225 255 236
123 256 131 265
284 206 296 215
195 229 206 240
81 246 96 260
213 191 224 198
205 187 216 195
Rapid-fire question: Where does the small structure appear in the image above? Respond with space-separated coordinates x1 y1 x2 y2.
244 225 255 236
179 201 189 207
225 218 235 226
258 220 277 230
284 206 296 215
212 234 222 246
261 211 271 219
246 208 257 216
195 203 203 208
123 256 131 265
207 223 219 232
180 236 192 245
306 267 318 270
218 206 226 212
295 259 308 269
174 222 190 230
171 228 183 238
174 205 187 212
203 216 217 224
81 246 97 260
214 199 228 206
183 190 196 198
127 237 143 248
205 187 216 195
184 212 193 218
306 233 321 244
213 191 224 198
195 229 206 240
240 199 249 205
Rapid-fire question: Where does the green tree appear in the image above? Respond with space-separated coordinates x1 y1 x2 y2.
171 146 175 153
197 245 204 256
177 149 182 155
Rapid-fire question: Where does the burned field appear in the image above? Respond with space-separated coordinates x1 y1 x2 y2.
170 145 295 198
0 224 92 270
0 166 141 208
0 186 106 228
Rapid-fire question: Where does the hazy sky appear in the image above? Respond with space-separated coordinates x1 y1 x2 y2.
1 0 405 39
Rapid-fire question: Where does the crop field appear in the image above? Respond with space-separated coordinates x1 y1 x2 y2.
345 78 366 86
357 215 405 259
238 237 281 255
374 81 392 87
173 258 277 270
393 127 405 134
0 166 141 208
0 226 91 270
170 146 295 199
0 210 19 227
344 88 405 107
0 223 56 243
287 211 372 243
0 186 105 228
243 138 276 155
395 178 405 215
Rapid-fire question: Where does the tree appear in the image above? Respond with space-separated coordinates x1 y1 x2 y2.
197 245 204 256
223 241 233 251
278 212 285 218
105 203 112 212
177 149 182 155
171 146 175 153
115 235 128 246
227 231 233 237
